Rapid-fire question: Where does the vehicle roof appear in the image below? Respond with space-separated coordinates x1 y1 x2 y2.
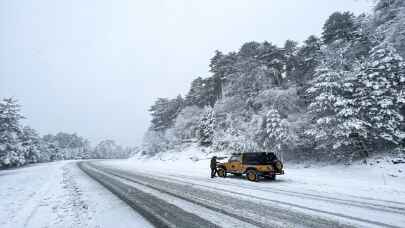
231 152 274 155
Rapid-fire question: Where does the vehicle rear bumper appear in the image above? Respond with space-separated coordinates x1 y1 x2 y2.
277 170 285 175
262 170 284 176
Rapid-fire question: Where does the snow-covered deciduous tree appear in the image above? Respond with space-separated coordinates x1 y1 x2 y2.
198 107 216 146
93 139 126 159
41 132 90 160
142 129 171 156
262 108 290 160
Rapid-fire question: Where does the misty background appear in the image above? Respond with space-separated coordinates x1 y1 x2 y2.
0 0 372 146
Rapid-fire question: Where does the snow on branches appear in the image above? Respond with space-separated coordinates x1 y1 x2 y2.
198 107 216 146
0 98 26 167
263 108 290 160
355 41 405 144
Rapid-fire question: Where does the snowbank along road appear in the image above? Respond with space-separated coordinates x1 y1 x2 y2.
0 161 152 228
79 160 405 228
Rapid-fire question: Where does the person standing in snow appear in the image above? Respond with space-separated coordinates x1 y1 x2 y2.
210 156 218 178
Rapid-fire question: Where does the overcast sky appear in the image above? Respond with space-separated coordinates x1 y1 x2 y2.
0 0 373 147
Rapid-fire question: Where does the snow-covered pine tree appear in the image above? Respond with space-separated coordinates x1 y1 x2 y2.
284 40 300 82
334 64 371 162
305 64 358 160
322 11 357 44
48 143 63 161
296 35 322 83
149 96 184 131
0 98 25 167
20 126 42 164
354 41 405 146
306 61 368 162
263 108 290 160
198 107 215 146
41 134 59 161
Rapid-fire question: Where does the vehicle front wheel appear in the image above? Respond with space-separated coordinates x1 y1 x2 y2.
246 170 258 182
217 168 227 178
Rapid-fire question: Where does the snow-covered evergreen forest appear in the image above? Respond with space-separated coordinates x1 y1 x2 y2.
143 0 405 163
0 98 135 168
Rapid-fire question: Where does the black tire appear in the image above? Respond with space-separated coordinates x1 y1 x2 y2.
266 174 276 181
217 168 227 178
246 170 258 182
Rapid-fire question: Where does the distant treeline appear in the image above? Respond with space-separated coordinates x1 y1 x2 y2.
0 98 135 168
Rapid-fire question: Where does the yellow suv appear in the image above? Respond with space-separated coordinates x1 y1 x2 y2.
217 152 284 182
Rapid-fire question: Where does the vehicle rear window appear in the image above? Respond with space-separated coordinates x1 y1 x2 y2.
243 153 274 165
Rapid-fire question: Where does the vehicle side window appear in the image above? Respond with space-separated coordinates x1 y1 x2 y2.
229 155 241 162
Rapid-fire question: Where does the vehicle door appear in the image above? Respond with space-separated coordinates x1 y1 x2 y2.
227 155 243 173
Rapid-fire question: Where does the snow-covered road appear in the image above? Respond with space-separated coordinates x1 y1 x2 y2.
81 158 405 228
2 157 404 228
0 161 152 228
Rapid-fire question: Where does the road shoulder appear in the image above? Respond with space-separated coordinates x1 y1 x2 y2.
0 161 152 228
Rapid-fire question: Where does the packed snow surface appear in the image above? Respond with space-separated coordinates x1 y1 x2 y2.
128 145 405 202
0 161 152 228
113 144 405 227
2 145 405 228
132 145 405 190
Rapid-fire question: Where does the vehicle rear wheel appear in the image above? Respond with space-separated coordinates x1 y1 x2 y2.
217 168 227 178
274 160 283 173
246 170 258 182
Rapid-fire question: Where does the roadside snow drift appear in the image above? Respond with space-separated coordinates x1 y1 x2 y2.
0 161 152 228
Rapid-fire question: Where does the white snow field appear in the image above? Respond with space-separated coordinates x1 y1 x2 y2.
91 145 405 228
0 161 152 228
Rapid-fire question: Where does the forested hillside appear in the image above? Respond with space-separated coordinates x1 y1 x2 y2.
143 0 405 163
0 98 135 168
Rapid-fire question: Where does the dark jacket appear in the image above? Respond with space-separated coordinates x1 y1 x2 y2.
210 157 217 169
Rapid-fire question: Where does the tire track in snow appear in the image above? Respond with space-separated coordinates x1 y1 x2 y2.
22 175 55 227
161 172 405 215
78 162 222 228
95 162 405 228
84 162 360 228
